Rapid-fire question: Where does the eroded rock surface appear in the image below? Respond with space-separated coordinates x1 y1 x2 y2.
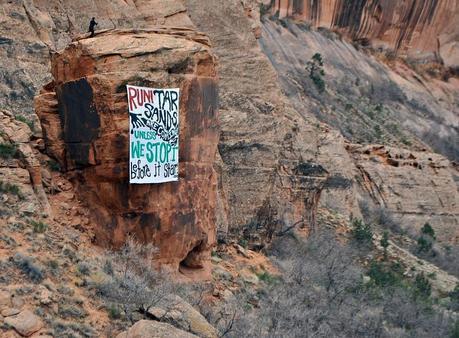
259 16 459 162
186 0 329 243
0 110 50 217
4 309 43 337
347 144 459 243
36 28 219 272
271 0 459 67
186 0 459 245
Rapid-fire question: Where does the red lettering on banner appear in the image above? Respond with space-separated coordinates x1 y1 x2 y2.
128 86 155 111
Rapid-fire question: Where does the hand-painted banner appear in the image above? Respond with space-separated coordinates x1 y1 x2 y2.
127 85 179 184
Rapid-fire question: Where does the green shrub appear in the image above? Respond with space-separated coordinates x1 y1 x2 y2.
47 159 61 172
351 219 373 244
449 284 459 310
238 238 248 249
15 115 34 131
30 220 48 233
367 260 399 287
417 235 433 254
0 181 24 199
421 223 436 239
256 271 278 285
450 284 459 300
311 74 325 93
0 143 19 159
107 304 122 320
414 273 431 298
306 53 326 94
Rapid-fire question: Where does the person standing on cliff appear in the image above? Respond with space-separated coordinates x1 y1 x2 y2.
88 17 98 37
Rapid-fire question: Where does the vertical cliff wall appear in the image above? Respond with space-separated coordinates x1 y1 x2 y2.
271 0 459 67
35 28 219 273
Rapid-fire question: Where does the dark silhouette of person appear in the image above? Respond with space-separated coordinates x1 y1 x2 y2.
88 17 98 37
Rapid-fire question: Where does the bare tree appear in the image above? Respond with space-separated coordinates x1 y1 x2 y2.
94 238 176 323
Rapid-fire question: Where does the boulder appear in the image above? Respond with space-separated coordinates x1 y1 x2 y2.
1 308 21 317
147 295 218 338
4 310 43 337
116 320 198 338
35 28 219 272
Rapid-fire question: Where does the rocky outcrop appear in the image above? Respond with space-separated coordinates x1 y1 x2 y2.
147 295 218 338
0 110 50 217
270 0 459 67
117 320 198 338
3 310 43 337
0 0 192 115
35 28 219 273
347 144 459 243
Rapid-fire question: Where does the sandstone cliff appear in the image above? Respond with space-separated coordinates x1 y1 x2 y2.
36 27 219 273
271 0 459 68
1 1 458 336
0 0 458 257
186 0 458 243
259 18 459 162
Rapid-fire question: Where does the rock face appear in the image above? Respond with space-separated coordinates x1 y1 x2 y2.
147 295 218 338
347 144 459 243
259 18 459 162
186 0 459 244
35 28 219 272
186 0 329 242
271 0 459 67
257 16 459 242
0 110 50 217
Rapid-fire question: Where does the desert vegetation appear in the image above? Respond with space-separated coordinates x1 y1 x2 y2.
306 53 326 93
222 230 457 337
359 201 459 279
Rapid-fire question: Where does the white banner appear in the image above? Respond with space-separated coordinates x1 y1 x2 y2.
127 85 179 184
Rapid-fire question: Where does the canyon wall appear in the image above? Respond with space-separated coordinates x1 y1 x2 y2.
259 18 459 161
271 0 459 67
257 16 459 241
1 0 458 254
2 0 329 261
35 28 219 273
186 0 332 244
0 0 192 115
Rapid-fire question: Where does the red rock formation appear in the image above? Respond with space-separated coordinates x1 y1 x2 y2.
35 28 219 274
271 0 459 67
